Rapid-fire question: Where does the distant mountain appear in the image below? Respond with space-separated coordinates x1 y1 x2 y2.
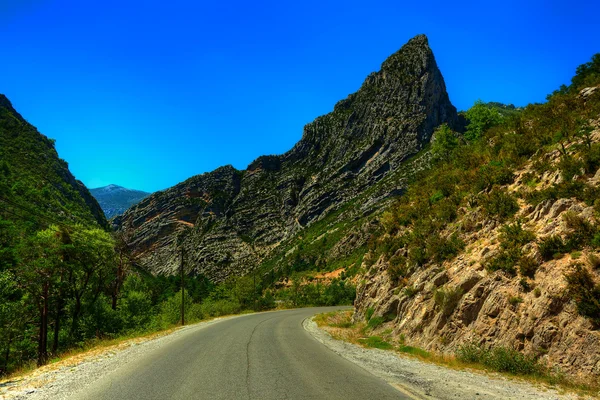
90 185 150 219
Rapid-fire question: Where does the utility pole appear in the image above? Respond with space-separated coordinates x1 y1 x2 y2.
180 248 185 326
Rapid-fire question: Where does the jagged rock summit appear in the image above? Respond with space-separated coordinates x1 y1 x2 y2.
116 34 459 280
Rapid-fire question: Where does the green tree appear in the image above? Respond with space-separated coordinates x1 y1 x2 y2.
431 124 459 160
464 101 503 140
571 53 600 90
17 226 63 366
66 227 116 341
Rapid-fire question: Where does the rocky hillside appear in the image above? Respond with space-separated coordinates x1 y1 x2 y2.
354 75 600 378
116 34 460 280
90 184 149 218
0 94 107 229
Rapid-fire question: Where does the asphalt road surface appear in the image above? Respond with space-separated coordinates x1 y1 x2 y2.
69 307 408 400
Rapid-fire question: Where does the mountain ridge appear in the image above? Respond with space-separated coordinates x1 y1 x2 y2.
115 34 460 281
90 184 150 219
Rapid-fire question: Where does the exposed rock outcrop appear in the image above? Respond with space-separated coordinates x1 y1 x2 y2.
353 126 600 377
116 34 459 280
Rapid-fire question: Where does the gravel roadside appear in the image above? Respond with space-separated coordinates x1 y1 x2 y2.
0 316 237 400
303 317 587 400
1 311 590 400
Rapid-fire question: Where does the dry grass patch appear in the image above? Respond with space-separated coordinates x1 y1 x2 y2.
315 310 600 398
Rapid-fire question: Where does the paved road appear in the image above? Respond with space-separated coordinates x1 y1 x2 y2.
70 307 407 400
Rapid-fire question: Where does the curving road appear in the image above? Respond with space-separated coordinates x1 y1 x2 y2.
69 307 407 400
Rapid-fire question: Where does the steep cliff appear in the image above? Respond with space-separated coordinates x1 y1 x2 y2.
116 34 459 280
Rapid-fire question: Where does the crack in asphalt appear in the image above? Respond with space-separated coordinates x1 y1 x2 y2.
244 315 279 400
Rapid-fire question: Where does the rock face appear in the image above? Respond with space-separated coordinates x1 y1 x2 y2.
353 125 600 377
116 35 459 280
90 184 150 219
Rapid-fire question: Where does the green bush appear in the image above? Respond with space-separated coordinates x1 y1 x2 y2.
486 250 519 275
456 343 542 375
558 155 585 181
565 265 600 327
563 212 597 249
359 336 393 350
397 345 431 358
365 307 375 322
367 316 385 330
518 256 539 278
587 253 600 269
199 298 241 318
499 222 535 249
474 161 515 192
481 189 519 221
387 255 408 283
426 233 465 264
538 235 568 261
403 286 419 297
508 296 523 306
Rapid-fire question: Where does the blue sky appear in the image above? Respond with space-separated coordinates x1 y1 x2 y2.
1 0 599 192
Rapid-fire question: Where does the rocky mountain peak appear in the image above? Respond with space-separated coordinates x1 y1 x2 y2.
116 34 460 280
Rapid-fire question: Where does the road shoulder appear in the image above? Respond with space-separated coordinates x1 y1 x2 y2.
303 316 582 400
0 316 238 400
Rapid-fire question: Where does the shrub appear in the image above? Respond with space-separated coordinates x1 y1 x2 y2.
499 222 535 249
434 286 464 316
587 253 600 269
456 343 542 375
518 256 539 278
508 296 523 306
397 345 431 358
199 298 241 318
407 244 427 267
365 307 375 322
563 211 597 249
367 316 385 330
431 123 459 160
558 155 585 181
565 265 600 327
486 251 517 275
481 189 519 221
519 278 531 292
387 255 408 283
359 336 393 350
403 286 420 298
593 233 600 248
426 233 465 264
538 235 567 261
474 161 515 192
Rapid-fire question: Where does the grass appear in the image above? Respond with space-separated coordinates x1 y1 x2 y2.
315 310 600 398
359 336 394 349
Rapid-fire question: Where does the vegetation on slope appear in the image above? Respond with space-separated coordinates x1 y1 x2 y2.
358 52 600 376
0 97 356 377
